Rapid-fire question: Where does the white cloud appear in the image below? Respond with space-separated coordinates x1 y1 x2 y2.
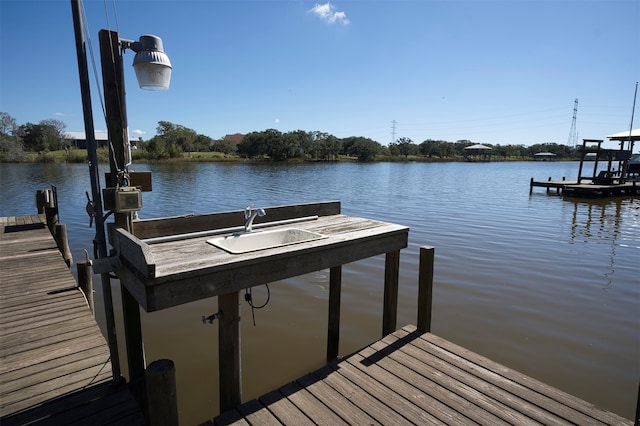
274 118 280 124
309 2 350 25
131 129 146 136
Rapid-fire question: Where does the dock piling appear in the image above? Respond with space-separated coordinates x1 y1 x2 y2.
382 250 400 336
146 359 179 426
54 223 73 267
417 246 435 333
77 260 94 313
327 265 342 362
219 291 242 412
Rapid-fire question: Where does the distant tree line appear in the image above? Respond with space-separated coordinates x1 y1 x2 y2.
1 112 583 163
234 129 381 161
394 138 579 160
0 112 67 161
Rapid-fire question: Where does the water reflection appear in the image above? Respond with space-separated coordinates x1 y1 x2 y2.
568 198 639 289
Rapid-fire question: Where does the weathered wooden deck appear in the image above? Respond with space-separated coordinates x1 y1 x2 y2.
0 214 144 425
214 325 632 425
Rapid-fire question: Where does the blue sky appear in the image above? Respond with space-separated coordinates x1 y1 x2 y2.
1 0 639 147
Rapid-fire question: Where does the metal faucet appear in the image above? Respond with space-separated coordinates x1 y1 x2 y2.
244 206 266 232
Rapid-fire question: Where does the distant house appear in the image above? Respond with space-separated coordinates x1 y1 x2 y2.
64 131 137 149
211 133 245 152
224 133 245 145
64 131 108 149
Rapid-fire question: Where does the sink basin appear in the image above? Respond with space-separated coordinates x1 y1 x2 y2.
207 228 325 254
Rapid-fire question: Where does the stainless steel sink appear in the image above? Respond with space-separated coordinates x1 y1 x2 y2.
207 228 325 254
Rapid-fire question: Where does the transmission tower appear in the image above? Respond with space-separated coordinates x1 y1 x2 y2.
567 98 578 148
391 120 397 144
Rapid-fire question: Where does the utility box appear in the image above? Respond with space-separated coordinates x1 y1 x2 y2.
103 187 142 213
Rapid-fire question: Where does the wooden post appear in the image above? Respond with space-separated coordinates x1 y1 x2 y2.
117 215 146 387
382 250 400 336
76 261 94 314
35 189 47 214
326 266 342 363
146 359 178 426
529 178 533 195
219 291 241 412
122 287 145 380
54 223 73 267
635 379 639 426
417 246 435 333
44 189 58 233
99 29 128 185
100 28 146 388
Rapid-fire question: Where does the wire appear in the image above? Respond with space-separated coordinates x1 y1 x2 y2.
83 355 111 389
80 2 107 123
81 0 123 175
244 284 271 326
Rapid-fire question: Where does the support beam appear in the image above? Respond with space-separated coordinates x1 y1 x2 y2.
417 246 435 333
146 359 179 426
326 266 342 362
77 261 94 314
382 250 400 336
219 291 241 412
121 286 145 380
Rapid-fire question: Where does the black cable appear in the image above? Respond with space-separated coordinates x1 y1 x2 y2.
83 355 111 389
244 284 270 326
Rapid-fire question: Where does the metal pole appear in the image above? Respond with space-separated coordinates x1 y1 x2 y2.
621 82 638 183
70 0 122 383
629 82 638 150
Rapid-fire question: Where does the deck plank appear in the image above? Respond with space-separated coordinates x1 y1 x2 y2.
214 324 632 425
0 215 144 424
257 389 315 425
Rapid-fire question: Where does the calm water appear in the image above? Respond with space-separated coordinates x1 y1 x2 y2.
1 161 638 424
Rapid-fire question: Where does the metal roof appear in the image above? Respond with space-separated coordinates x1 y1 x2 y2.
607 128 640 141
464 144 492 150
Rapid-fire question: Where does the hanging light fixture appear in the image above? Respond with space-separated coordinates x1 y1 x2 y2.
126 34 172 91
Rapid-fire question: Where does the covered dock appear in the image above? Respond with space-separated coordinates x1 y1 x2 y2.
530 130 640 197
463 144 493 162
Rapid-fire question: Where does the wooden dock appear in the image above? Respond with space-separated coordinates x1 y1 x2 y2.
0 214 144 424
530 177 639 197
213 325 632 425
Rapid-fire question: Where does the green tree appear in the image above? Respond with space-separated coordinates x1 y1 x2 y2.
283 130 312 159
321 135 342 160
305 131 327 159
343 136 381 161
17 119 66 152
419 139 454 159
261 128 289 160
212 138 238 155
237 131 267 158
156 121 198 153
144 135 180 159
0 112 26 161
395 137 417 158
194 134 212 152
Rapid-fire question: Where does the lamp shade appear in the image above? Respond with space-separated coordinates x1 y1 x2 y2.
132 35 172 91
